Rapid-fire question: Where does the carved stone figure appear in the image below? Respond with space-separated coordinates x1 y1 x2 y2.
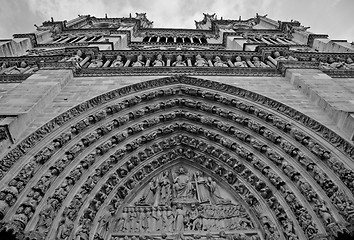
111 55 124 67
159 171 172 205
137 177 159 205
1 61 39 74
234 56 248 67
172 55 187 67
195 54 209 67
214 56 228 67
173 167 194 198
61 50 83 64
175 204 185 232
252 57 269 68
132 54 145 67
153 54 165 66
88 54 104 68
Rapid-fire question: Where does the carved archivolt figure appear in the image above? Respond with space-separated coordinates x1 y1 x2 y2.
172 55 187 67
194 54 208 67
153 54 165 67
132 54 145 67
111 55 124 67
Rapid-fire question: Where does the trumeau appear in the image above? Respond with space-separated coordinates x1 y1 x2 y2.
0 13 353 240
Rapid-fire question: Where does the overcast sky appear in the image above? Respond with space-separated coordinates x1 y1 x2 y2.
0 0 353 42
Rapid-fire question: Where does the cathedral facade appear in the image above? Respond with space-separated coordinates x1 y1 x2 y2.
0 13 354 240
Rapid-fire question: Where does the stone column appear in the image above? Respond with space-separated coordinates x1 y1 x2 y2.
206 55 214 67
166 55 172 67
103 60 111 68
124 58 131 67
186 56 192 67
246 58 255 68
145 57 151 67
226 56 234 67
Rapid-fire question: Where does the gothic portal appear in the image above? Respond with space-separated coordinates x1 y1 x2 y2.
0 13 354 240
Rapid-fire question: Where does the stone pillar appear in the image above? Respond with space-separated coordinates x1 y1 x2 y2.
186 57 192 67
124 59 131 67
166 55 172 67
246 58 255 68
80 57 91 67
145 57 151 67
226 57 234 67
103 60 111 68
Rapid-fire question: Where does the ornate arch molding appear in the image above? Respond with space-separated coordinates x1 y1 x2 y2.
0 76 353 240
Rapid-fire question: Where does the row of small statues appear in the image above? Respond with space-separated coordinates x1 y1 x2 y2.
319 57 354 70
113 204 253 233
0 61 38 75
60 50 287 69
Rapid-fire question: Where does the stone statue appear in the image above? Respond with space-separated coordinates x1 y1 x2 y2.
173 167 194 198
194 171 211 203
132 54 145 67
214 56 228 67
172 55 187 67
194 54 208 67
206 177 230 205
252 57 269 68
344 57 354 69
111 55 124 67
88 54 104 68
175 204 186 232
234 56 248 67
60 50 84 65
153 54 165 66
159 171 172 205
115 207 128 231
138 177 159 205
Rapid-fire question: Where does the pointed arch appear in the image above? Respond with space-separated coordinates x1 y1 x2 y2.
0 76 353 240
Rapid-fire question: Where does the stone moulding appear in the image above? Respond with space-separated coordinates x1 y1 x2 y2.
74 66 280 77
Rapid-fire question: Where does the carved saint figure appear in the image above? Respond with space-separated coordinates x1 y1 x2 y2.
234 56 248 67
139 177 159 205
111 55 124 67
194 171 210 203
173 167 194 198
172 55 187 67
194 54 209 67
175 204 185 232
159 171 172 205
206 177 230 205
153 54 165 66
214 56 228 67
132 54 145 67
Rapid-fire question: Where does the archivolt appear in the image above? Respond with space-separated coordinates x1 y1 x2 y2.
0 76 353 240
